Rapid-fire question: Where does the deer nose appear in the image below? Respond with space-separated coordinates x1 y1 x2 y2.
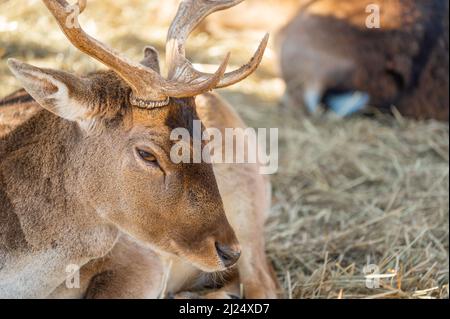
215 242 241 268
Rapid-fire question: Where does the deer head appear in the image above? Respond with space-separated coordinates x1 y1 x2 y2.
7 0 268 272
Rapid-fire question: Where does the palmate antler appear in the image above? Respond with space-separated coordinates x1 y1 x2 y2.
42 0 268 108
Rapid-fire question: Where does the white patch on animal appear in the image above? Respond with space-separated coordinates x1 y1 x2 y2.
27 70 87 120
8 62 95 131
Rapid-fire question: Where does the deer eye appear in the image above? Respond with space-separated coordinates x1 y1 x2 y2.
137 149 158 164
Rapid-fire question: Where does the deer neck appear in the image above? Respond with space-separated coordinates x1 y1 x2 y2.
0 110 119 259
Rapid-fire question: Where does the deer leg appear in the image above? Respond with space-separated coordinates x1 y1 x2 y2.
218 168 280 299
84 264 163 299
220 179 279 298
173 274 241 299
235 244 279 299
171 249 280 300
49 234 165 299
202 278 241 299
84 235 164 299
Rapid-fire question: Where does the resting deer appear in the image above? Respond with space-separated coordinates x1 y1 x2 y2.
278 0 449 121
0 0 278 298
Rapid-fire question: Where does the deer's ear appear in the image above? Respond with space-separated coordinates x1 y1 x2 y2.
140 46 161 74
7 59 93 125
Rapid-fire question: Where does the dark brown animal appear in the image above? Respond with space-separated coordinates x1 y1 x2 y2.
279 0 449 121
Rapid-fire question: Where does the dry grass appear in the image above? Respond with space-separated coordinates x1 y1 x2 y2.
0 0 448 299
266 110 449 299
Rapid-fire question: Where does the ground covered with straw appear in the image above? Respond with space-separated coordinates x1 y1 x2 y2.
0 0 448 299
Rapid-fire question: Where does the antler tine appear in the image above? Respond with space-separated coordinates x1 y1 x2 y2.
166 0 242 79
78 0 86 13
215 33 269 88
191 33 269 89
166 0 268 89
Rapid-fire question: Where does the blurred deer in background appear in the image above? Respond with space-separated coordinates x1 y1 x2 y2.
0 0 278 298
278 0 449 121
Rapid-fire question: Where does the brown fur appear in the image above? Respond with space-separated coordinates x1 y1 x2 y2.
0 85 278 298
0 64 241 297
278 0 449 121
1 44 278 301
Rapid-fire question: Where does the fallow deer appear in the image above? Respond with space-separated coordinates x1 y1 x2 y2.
278 0 449 121
0 0 278 298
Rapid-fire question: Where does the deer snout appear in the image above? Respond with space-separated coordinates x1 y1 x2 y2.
215 241 241 268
